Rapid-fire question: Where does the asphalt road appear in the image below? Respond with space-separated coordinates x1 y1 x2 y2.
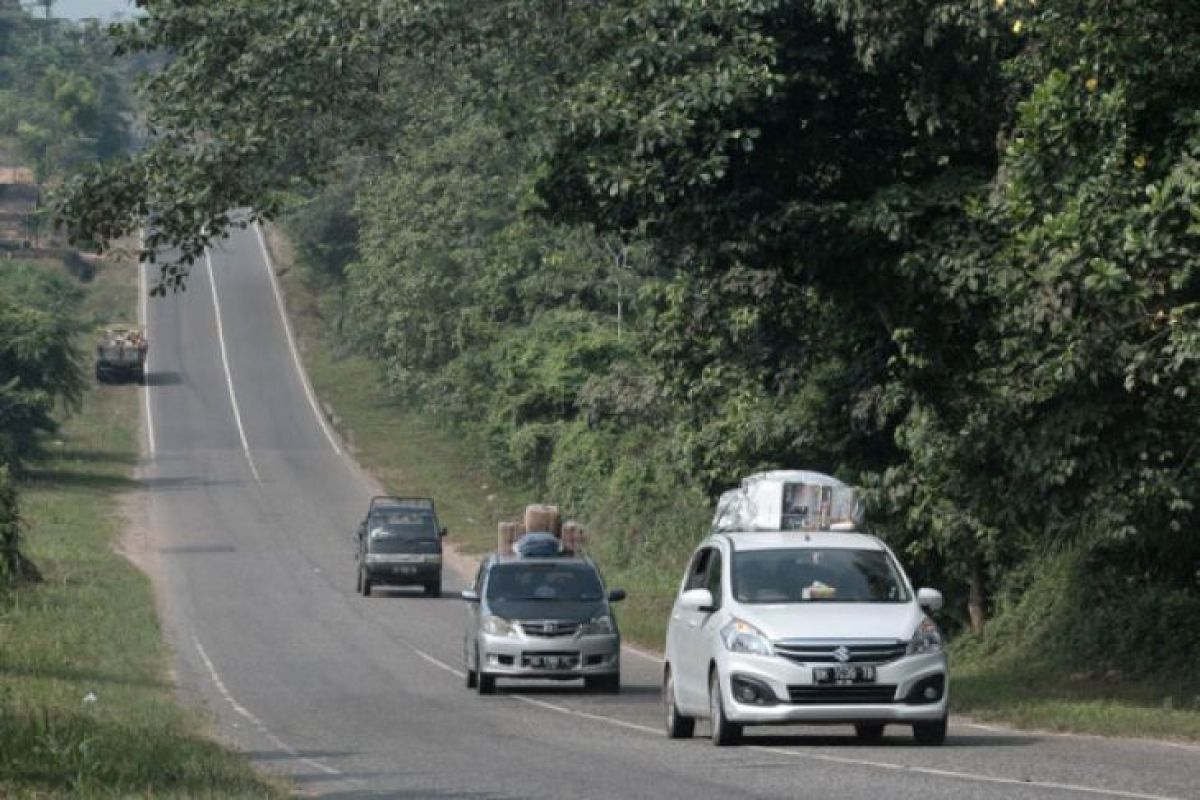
137 224 1200 799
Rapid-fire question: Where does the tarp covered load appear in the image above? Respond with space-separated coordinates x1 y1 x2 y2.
712 470 864 533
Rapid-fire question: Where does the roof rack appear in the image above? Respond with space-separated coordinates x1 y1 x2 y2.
712 470 864 534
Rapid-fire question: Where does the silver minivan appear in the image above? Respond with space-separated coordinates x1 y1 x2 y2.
663 530 948 746
462 551 625 694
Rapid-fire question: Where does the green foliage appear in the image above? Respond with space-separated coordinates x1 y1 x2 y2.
0 465 17 589
0 262 85 466
55 0 1200 680
0 14 129 183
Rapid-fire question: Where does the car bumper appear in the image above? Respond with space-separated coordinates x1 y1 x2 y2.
479 633 620 679
718 651 948 725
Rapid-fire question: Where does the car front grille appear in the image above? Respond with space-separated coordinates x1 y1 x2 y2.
774 640 908 665
786 685 898 704
519 620 581 638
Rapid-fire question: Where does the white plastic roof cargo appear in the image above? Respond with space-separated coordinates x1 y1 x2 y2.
712 470 864 533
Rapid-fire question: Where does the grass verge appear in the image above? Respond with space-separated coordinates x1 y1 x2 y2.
950 663 1200 741
266 227 1200 743
0 253 287 798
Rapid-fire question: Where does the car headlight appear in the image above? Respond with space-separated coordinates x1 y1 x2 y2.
907 616 943 655
721 618 773 656
481 615 516 637
579 615 615 636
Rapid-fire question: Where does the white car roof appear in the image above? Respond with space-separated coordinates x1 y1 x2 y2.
719 531 885 552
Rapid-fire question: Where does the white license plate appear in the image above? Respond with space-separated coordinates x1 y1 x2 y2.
813 665 876 684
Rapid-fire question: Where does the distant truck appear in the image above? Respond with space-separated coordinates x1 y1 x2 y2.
95 326 148 383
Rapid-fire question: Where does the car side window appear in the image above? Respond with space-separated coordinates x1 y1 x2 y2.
684 548 712 592
704 550 723 609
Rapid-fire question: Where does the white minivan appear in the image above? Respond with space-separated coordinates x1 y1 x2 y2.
663 474 948 746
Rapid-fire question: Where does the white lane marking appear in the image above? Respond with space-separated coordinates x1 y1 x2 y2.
253 222 344 456
204 248 262 484
511 694 663 737
138 243 156 457
414 648 467 679
751 745 1185 800
622 643 664 664
192 636 350 780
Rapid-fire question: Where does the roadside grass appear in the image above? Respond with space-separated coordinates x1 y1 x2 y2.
0 253 288 798
951 662 1200 742
267 228 1200 742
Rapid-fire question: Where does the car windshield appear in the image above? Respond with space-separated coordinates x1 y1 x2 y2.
732 547 909 604
486 562 604 603
366 512 438 553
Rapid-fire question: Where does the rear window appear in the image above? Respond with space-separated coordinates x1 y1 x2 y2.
732 547 909 604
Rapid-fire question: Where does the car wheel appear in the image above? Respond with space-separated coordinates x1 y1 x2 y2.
586 673 620 693
709 671 742 746
664 667 695 739
466 650 478 689
361 572 373 598
913 715 948 746
855 723 885 743
425 580 441 598
355 566 363 595
477 669 496 695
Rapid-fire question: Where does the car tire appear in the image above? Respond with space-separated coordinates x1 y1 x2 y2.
425 580 441 598
361 571 373 598
913 715 948 746
586 673 620 693
664 667 695 739
477 670 496 695
855 723 885 743
355 567 363 595
709 671 742 746
466 651 478 689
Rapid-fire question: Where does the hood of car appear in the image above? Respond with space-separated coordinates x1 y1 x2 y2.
736 602 922 642
487 598 607 623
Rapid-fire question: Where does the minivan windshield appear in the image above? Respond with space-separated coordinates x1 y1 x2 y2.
366 511 439 553
486 562 604 603
732 548 909 604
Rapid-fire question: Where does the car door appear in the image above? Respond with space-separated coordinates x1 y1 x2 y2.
671 546 721 710
464 562 487 667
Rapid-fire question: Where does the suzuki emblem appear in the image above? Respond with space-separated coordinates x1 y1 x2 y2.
833 645 851 663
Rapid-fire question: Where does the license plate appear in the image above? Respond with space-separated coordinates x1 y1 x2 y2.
396 565 416 575
528 656 575 669
813 665 876 684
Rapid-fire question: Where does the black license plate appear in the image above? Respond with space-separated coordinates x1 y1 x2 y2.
526 655 577 670
813 665 876 684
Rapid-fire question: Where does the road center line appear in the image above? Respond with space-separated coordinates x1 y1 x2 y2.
204 248 261 485
253 222 344 456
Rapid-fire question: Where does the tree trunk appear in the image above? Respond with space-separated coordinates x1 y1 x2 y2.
967 556 987 635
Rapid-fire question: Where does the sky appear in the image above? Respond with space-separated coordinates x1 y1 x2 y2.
50 0 139 21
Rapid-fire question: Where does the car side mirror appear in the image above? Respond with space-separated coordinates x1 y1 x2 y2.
917 588 943 612
440 527 448 537
607 589 627 603
679 588 715 613
461 589 480 603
